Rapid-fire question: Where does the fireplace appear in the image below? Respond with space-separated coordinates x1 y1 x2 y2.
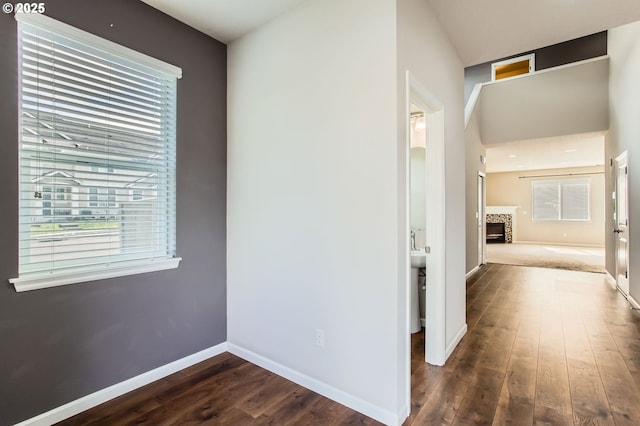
486 206 517 243
486 222 506 243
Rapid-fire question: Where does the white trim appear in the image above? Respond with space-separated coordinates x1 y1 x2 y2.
628 295 640 310
491 53 535 82
446 323 468 361
465 265 480 280
511 241 605 248
486 206 519 215
11 257 182 292
15 343 228 426
227 343 401 426
407 71 447 368
478 172 487 266
464 83 483 128
15 13 182 78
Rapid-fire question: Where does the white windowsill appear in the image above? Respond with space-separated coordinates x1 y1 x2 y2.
9 257 182 292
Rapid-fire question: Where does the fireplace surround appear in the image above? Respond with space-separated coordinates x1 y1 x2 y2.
486 206 518 244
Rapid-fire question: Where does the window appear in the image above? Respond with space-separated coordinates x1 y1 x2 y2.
531 178 591 221
11 14 182 292
492 54 535 81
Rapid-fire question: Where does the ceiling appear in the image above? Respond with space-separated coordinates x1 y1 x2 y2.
428 0 640 67
142 0 640 66
485 132 605 173
140 0 308 43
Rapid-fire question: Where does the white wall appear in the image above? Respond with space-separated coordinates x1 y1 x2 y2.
479 58 609 144
227 0 403 423
607 21 640 300
396 0 467 361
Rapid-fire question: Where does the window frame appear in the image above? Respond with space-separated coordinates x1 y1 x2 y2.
491 54 535 81
531 177 591 222
10 13 182 292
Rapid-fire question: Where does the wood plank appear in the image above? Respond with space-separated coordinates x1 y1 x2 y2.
563 315 615 425
533 290 573 426
256 388 324 425
492 320 539 425
450 366 505 425
585 314 640 425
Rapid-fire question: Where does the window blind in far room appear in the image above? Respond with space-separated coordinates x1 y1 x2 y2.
11 13 182 292
531 178 591 222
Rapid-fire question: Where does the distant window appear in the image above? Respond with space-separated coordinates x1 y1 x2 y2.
12 13 182 291
492 54 535 81
532 178 590 221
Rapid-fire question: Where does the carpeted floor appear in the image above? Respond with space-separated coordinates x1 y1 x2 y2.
485 242 605 273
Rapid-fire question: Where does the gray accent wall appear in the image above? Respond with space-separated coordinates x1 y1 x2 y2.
0 1 227 424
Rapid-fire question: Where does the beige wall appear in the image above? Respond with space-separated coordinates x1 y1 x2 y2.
486 166 605 246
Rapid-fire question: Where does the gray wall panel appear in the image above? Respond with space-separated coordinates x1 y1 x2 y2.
0 1 227 424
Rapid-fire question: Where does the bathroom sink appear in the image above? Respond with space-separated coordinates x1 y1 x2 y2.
410 250 426 268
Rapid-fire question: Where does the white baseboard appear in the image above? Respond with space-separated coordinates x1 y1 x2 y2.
512 241 605 248
446 323 467 361
465 265 480 280
606 272 639 309
16 342 228 426
227 343 401 426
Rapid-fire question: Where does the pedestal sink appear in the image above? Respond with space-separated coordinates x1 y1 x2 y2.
410 250 427 267
410 250 426 333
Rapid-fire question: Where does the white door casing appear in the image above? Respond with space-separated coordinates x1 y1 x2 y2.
478 172 486 266
407 72 446 367
614 151 629 296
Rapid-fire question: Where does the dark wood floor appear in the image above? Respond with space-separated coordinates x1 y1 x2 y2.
407 263 640 425
59 263 640 425
57 350 379 425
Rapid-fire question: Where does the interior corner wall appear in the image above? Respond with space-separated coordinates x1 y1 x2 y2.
0 1 227 424
486 166 605 246
396 0 467 357
465 106 486 273
607 20 640 298
226 0 401 421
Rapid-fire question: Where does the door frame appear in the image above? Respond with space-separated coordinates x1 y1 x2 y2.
614 151 630 296
405 72 446 367
478 171 486 266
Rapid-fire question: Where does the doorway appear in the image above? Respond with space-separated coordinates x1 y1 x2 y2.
478 172 486 265
406 72 446 368
614 151 629 295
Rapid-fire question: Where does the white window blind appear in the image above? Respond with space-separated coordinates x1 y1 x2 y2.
11 14 182 292
531 178 591 221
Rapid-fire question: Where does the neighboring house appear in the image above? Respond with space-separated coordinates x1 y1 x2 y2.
30 170 153 219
